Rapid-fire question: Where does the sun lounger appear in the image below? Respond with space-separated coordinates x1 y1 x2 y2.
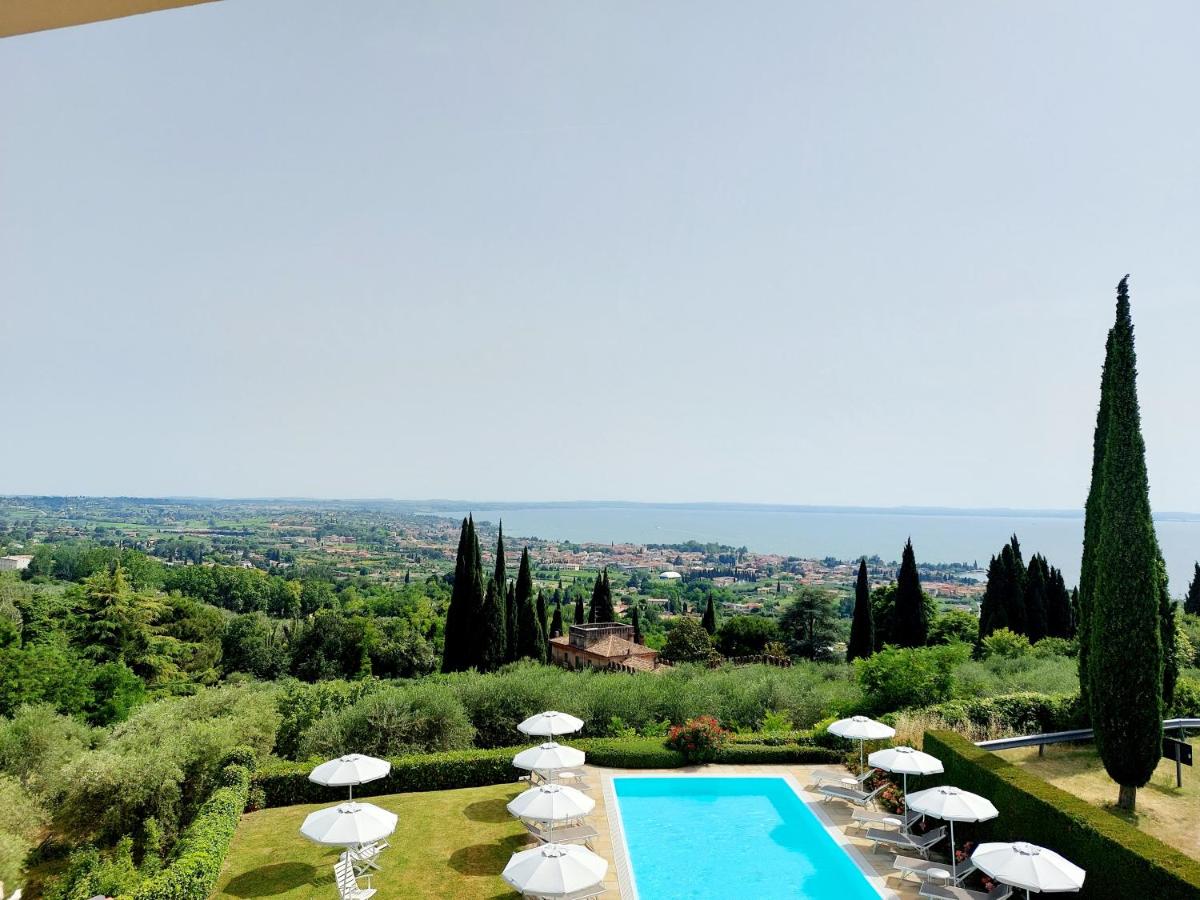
866 825 947 858
894 854 975 884
523 821 599 848
851 808 906 830
523 886 606 900
343 848 381 875
812 768 875 787
334 857 376 900
919 882 1013 900
817 783 885 808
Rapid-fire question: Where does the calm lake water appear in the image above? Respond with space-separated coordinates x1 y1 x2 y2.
436 503 1200 592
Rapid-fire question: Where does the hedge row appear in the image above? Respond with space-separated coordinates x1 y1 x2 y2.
924 730 1200 900
254 738 842 808
119 763 250 900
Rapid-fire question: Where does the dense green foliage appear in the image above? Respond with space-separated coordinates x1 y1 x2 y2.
924 730 1200 899
1087 277 1164 809
891 539 927 647
846 558 873 661
853 644 967 713
778 587 840 660
588 569 615 623
1186 564 1200 617
715 616 780 657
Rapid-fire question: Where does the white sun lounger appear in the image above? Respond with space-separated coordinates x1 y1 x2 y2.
919 882 1013 900
894 854 975 884
523 821 599 849
333 857 376 900
818 783 885 808
812 768 876 787
523 886 606 900
851 808 905 830
866 825 947 858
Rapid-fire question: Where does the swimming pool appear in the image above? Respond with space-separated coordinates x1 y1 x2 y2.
609 775 885 899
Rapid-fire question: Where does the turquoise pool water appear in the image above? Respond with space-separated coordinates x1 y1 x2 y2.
612 776 881 899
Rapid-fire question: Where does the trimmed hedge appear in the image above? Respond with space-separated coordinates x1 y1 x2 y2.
925 730 1200 900
254 738 842 808
119 763 250 900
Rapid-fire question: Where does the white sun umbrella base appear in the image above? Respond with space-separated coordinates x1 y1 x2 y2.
503 842 608 898
829 716 896 775
309 754 391 800
518 711 585 738
907 786 999 881
972 842 1086 896
868 746 944 826
300 802 398 847
513 742 587 781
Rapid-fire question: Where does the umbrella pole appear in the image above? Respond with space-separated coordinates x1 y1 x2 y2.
950 820 956 881
860 740 865 776
349 783 353 802
901 774 908 832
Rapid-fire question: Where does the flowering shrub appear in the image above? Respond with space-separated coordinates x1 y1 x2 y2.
862 770 905 814
665 715 731 762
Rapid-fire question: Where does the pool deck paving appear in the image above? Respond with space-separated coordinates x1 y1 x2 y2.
560 763 923 900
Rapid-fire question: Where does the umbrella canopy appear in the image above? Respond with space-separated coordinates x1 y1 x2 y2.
502 843 608 898
508 783 595 823
513 742 587 776
972 842 1086 897
518 711 585 738
868 746 944 828
309 755 391 800
828 716 896 775
907 786 998 880
299 802 397 847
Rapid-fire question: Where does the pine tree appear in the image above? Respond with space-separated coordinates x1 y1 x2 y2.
1186 564 1200 616
632 606 642 644
847 558 874 661
550 598 565 639
1046 566 1073 639
701 595 717 634
1024 555 1049 644
442 518 484 673
1088 275 1163 812
478 577 508 671
513 548 545 662
892 539 928 647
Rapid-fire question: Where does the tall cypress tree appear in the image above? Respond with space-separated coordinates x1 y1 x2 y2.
701 595 717 634
892 539 928 647
977 555 1008 641
536 590 549 658
590 569 615 623
1159 556 1177 711
1001 538 1028 636
1186 563 1200 616
1088 275 1163 812
847 558 874 661
478 576 508 671
443 517 485 673
574 592 586 625
1046 566 1073 639
514 548 545 662
631 606 642 644
550 598 564 639
1024 555 1049 644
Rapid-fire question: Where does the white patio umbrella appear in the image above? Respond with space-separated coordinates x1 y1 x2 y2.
513 742 586 783
309 754 391 801
518 710 585 738
828 716 896 775
972 842 1086 898
507 783 595 842
299 802 398 848
502 843 608 898
868 745 944 827
906 786 999 881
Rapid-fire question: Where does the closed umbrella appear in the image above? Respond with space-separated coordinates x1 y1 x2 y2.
507 783 595 842
309 754 391 801
502 843 608 898
299 802 397 848
518 711 585 738
513 742 586 783
972 842 1086 898
868 745 944 827
906 786 998 881
828 716 896 775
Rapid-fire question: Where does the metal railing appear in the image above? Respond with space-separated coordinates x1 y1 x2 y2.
975 718 1200 753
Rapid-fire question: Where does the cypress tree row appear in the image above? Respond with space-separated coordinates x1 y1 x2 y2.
892 539 928 647
1087 275 1163 812
550 598 564 639
1186 563 1200 616
442 517 485 673
589 569 616 623
847 558 874 661
1024 555 1050 644
701 595 717 634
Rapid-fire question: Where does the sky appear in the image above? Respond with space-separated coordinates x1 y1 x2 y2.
2 1 1199 510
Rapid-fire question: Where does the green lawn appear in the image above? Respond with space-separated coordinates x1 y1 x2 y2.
214 783 528 900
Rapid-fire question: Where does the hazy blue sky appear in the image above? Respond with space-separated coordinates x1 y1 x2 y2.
3 2 1199 509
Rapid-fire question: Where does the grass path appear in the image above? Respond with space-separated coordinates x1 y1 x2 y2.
213 783 527 900
1000 744 1200 861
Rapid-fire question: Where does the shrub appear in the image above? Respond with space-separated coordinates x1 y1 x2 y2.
1169 676 1200 718
0 774 48 888
296 683 475 759
1031 636 1076 658
854 645 967 713
665 716 730 762
660 618 717 664
924 730 1200 900
980 628 1031 659
921 692 1085 737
